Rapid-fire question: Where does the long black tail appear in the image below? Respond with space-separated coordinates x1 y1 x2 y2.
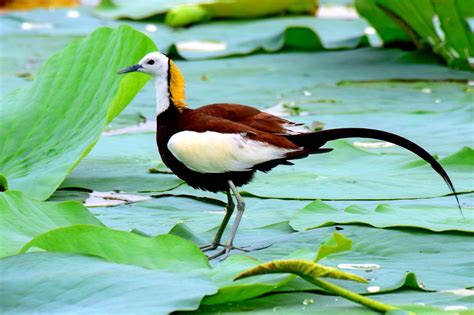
290 128 462 215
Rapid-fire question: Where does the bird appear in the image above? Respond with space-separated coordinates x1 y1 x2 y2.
118 52 462 259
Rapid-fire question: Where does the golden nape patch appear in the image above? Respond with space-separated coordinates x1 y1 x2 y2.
169 60 187 111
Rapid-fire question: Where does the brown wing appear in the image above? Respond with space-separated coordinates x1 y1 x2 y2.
179 105 301 150
193 103 307 135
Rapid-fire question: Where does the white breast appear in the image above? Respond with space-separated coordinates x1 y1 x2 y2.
167 131 299 173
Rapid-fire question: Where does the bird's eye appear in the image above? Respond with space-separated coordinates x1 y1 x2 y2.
147 60 155 65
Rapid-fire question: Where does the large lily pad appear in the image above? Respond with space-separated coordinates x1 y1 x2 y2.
0 252 217 314
94 0 316 25
290 199 473 232
184 291 473 314
21 225 210 271
247 225 473 293
243 142 473 200
0 8 373 66
0 25 157 200
0 190 102 258
90 194 308 236
200 232 351 305
60 132 182 193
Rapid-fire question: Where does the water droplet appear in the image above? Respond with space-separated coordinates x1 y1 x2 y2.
420 88 432 94
444 306 467 311
434 99 441 104
303 90 312 96
145 24 158 33
66 10 80 19
337 263 380 271
21 22 53 31
302 298 314 305
367 286 380 293
273 306 282 311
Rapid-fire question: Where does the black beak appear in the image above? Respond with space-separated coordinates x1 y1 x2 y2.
118 64 143 74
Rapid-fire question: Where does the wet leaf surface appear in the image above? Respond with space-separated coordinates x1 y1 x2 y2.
0 252 217 315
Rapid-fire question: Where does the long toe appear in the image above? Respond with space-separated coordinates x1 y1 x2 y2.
199 243 221 252
207 246 232 260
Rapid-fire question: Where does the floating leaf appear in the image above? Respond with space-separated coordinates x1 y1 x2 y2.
21 225 210 272
201 232 350 305
253 225 473 293
60 133 183 193
0 25 157 200
95 0 316 26
0 252 217 314
290 200 474 232
235 259 400 313
0 190 102 258
191 291 473 314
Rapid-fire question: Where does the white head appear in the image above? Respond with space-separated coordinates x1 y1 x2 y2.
118 52 187 115
118 52 169 78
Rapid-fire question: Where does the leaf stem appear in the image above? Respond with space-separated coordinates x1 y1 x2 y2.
302 276 398 313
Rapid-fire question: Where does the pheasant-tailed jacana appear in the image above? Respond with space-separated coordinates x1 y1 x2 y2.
119 52 461 259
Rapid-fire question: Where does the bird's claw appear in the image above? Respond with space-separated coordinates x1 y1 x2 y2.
206 244 254 260
206 245 233 260
199 243 221 252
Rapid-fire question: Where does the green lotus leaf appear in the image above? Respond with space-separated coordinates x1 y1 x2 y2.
0 252 217 314
94 0 316 26
20 225 210 272
356 0 474 70
0 25 157 200
290 199 473 232
0 190 102 258
191 291 473 314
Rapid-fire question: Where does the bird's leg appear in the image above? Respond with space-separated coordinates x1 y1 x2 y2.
200 190 234 252
208 180 246 260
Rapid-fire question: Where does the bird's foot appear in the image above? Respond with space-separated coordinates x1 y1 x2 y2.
199 243 221 252
207 245 250 260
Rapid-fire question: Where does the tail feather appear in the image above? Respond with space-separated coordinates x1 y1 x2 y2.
290 128 462 216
